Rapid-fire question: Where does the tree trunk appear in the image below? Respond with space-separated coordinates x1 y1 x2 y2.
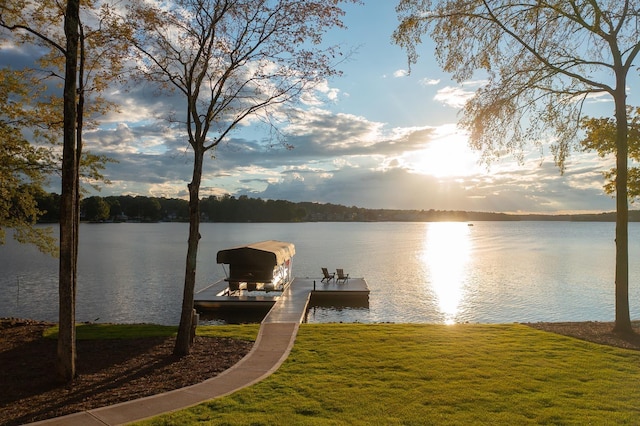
74 27 85 321
57 0 80 383
174 148 204 356
613 86 631 333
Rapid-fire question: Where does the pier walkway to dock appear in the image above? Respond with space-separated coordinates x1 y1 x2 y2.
31 278 368 426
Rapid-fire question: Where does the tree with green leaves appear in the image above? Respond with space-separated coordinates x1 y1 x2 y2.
0 0 81 380
124 0 358 355
82 195 110 221
394 0 640 332
1 0 125 382
581 106 640 201
0 68 57 254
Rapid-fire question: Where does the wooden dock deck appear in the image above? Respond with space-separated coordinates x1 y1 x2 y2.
194 277 369 323
194 280 278 310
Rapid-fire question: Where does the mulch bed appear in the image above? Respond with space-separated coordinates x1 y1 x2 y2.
2 319 640 425
525 320 640 350
0 318 254 425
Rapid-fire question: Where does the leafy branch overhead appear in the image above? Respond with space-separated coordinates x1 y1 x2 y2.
394 0 640 332
119 0 358 355
0 68 57 254
0 0 124 255
582 106 640 201
394 0 640 169
124 0 354 153
0 0 136 382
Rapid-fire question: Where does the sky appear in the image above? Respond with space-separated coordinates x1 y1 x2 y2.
9 1 640 214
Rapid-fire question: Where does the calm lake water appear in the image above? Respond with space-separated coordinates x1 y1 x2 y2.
1 221 640 325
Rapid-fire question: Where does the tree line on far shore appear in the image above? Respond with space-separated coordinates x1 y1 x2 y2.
32 192 640 224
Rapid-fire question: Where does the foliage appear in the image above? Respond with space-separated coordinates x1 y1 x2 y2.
142 323 640 425
36 192 60 222
0 0 123 185
394 0 640 169
581 106 640 201
0 0 130 383
0 0 126 116
201 195 305 222
122 0 359 355
393 0 640 332
107 195 169 222
81 195 110 221
32 192 640 223
0 0 121 256
0 68 57 254
125 0 355 144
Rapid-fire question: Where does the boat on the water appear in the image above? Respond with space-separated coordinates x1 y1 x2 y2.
194 240 296 317
195 240 369 323
217 240 295 294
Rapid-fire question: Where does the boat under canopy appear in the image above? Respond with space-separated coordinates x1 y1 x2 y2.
195 241 369 321
217 240 295 292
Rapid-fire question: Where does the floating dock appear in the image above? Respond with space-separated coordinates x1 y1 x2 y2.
194 277 370 323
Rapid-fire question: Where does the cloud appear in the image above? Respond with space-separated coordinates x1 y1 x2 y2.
393 69 409 78
76 98 616 215
419 78 440 86
585 91 613 104
300 79 341 105
238 137 615 214
432 80 488 109
246 162 611 213
6 0 623 215
434 86 476 109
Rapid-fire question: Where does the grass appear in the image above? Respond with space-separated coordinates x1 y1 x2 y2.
43 323 259 341
136 323 640 425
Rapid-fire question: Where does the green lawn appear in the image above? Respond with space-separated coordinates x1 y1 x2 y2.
136 323 640 425
44 322 260 341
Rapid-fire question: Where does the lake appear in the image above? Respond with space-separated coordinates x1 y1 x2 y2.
1 221 639 325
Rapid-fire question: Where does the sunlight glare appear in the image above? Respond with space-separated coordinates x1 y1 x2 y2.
407 131 482 178
422 222 472 324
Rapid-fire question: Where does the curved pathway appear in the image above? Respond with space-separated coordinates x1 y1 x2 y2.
31 322 300 426
30 278 357 425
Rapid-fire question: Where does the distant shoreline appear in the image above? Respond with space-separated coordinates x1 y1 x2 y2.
38 211 640 225
34 192 640 223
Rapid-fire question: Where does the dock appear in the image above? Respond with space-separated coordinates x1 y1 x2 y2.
194 280 278 310
195 277 370 323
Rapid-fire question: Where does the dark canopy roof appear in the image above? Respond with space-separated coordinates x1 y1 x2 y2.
216 240 295 268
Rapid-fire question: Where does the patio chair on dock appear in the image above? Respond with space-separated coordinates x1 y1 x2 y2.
336 268 349 283
321 267 335 282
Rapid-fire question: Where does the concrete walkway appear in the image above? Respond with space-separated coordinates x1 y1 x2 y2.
31 322 299 426
30 278 315 425
29 278 362 425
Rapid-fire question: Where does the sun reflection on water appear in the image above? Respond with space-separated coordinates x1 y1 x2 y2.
422 222 472 324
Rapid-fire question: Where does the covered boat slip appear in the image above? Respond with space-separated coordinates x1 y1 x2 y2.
195 240 369 322
194 277 370 323
217 240 295 292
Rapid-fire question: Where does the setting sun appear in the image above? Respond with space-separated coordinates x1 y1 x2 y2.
406 130 483 178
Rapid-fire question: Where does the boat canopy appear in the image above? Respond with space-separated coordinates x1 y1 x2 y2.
216 240 295 284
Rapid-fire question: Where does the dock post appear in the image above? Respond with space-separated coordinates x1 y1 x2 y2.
313 280 316 291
